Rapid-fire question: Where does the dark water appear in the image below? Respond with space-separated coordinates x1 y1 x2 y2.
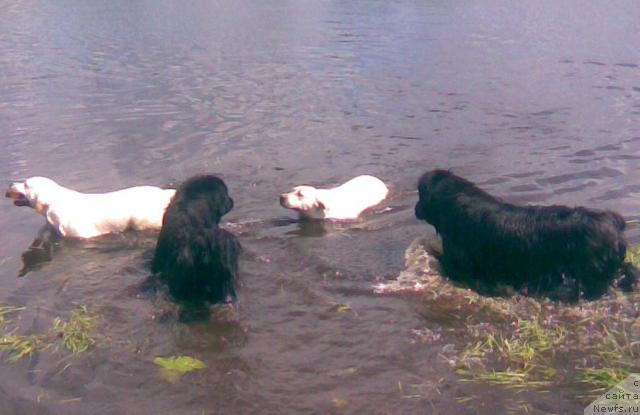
1 1 640 414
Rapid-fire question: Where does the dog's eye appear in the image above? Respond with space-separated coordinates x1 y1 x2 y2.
296 190 303 197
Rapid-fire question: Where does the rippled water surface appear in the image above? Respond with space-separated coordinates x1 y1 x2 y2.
1 1 640 414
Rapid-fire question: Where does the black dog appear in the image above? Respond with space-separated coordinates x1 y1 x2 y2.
414 169 637 301
152 175 240 306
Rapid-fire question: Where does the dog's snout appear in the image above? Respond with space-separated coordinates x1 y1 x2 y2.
279 194 287 206
6 184 20 199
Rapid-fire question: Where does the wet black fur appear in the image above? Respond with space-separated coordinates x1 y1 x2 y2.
152 175 240 305
414 169 637 301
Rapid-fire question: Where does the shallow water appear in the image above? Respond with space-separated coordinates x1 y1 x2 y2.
1 1 640 414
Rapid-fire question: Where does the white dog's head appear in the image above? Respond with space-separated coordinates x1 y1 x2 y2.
5 177 63 214
279 185 326 219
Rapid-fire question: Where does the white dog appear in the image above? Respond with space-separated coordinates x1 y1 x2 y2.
6 177 176 238
279 175 388 220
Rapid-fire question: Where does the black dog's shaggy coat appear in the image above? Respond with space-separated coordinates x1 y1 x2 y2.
414 169 637 301
152 175 240 305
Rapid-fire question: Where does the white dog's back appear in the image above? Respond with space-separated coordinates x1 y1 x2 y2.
65 186 176 237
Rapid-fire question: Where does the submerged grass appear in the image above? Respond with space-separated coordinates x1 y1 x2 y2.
577 368 630 391
0 304 100 362
462 312 638 395
0 305 26 326
456 317 565 387
53 306 98 354
0 333 44 363
454 304 640 392
407 240 640 397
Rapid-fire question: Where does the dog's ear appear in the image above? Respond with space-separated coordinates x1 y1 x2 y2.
316 200 326 210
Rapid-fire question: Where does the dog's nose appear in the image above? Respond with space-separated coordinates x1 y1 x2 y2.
5 185 18 199
279 194 287 206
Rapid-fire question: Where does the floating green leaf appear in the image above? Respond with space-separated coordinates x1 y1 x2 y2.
154 356 207 383
334 304 352 313
331 398 348 410
625 245 640 268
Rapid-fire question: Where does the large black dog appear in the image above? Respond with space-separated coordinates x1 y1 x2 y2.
152 175 240 305
414 169 637 301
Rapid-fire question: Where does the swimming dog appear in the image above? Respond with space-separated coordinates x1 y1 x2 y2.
6 177 175 238
414 169 637 301
152 175 240 305
280 175 388 220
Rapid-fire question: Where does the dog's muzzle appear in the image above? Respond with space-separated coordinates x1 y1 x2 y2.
279 194 290 208
6 183 30 207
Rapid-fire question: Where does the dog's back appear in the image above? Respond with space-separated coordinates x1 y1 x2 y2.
415 169 637 301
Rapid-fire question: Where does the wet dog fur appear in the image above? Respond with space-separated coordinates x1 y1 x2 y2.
152 175 240 306
414 169 637 301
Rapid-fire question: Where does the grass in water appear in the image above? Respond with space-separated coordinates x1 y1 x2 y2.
457 317 565 387
0 334 43 363
0 304 42 362
0 305 26 326
456 315 639 392
53 306 98 355
0 304 101 362
577 368 630 391
577 324 639 392
439 244 640 394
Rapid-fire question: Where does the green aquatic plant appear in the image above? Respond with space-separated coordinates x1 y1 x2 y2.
456 312 640 394
457 317 566 387
470 369 528 385
592 325 635 365
154 356 207 383
575 323 639 392
53 306 98 355
577 368 630 391
0 333 43 363
0 305 26 326
0 304 101 362
0 304 43 362
334 304 352 313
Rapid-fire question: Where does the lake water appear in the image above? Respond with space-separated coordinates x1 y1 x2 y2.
1 1 640 414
